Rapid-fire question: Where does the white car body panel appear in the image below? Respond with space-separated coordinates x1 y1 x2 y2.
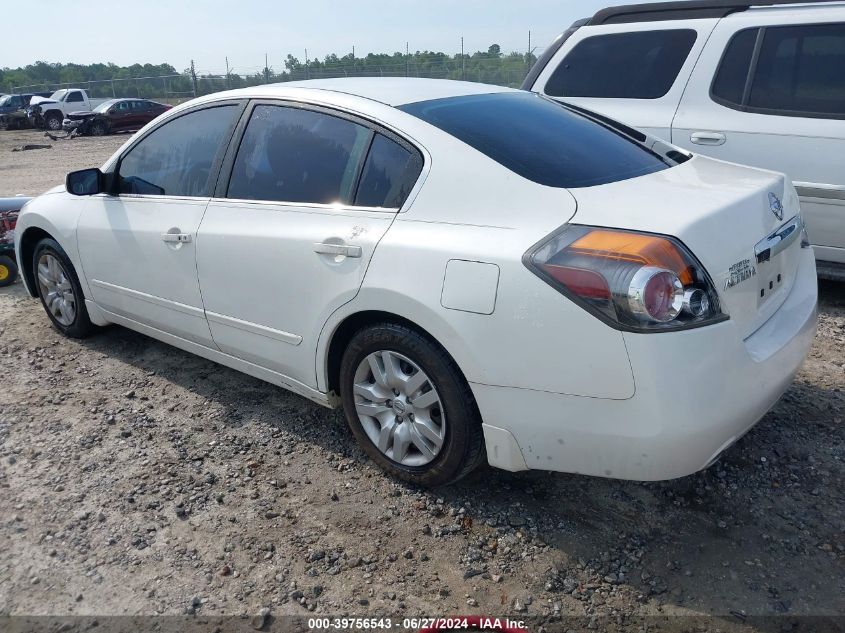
77 195 215 347
529 4 845 266
14 78 818 481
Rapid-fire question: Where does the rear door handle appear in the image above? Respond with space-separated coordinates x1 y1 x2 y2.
313 242 362 258
690 131 726 146
161 233 192 243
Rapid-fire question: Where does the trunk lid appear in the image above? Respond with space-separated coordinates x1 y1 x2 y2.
566 156 803 339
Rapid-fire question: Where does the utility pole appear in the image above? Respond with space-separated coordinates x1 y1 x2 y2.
190 59 198 97
406 42 409 77
461 37 465 80
305 48 309 80
225 56 230 89
264 53 270 83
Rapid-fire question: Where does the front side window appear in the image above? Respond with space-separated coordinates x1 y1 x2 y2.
545 29 697 99
117 105 239 197
355 134 423 208
399 92 676 189
712 23 845 118
66 91 83 103
227 105 371 204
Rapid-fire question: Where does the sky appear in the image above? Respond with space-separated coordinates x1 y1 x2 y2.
3 0 617 72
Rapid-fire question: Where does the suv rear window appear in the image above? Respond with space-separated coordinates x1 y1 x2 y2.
544 29 697 99
399 92 676 189
712 24 845 118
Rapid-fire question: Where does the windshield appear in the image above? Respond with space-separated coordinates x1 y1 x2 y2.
94 100 117 113
398 92 680 189
0 96 10 107
49 90 67 101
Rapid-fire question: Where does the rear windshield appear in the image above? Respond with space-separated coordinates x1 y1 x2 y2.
398 92 676 188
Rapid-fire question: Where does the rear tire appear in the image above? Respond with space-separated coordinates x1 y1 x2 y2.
0 255 18 287
339 323 485 486
32 239 95 338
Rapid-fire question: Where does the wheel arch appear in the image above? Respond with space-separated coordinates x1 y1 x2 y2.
18 226 53 297
319 301 482 402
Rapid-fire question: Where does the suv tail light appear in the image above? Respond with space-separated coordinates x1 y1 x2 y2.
524 225 726 332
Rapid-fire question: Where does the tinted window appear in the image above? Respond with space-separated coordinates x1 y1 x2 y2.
712 28 758 106
355 134 422 208
66 91 83 103
227 105 371 204
545 30 697 99
750 24 845 116
118 105 238 196
399 92 673 189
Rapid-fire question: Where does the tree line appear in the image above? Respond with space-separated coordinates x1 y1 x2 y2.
1 46 538 98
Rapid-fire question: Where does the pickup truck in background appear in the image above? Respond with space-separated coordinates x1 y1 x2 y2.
27 89 109 131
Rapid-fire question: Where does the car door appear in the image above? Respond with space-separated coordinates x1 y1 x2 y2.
196 101 424 388
672 12 845 264
76 101 244 346
108 101 132 131
532 21 717 138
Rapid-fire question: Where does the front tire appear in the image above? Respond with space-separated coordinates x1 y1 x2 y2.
33 239 95 338
89 120 107 136
0 255 18 287
45 112 63 131
339 323 485 486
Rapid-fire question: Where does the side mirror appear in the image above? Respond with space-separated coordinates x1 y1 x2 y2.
66 168 106 196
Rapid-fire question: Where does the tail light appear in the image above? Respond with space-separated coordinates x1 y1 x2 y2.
524 225 727 332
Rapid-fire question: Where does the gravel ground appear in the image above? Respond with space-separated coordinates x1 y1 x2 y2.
0 128 843 630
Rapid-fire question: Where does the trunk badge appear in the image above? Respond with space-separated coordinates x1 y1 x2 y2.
768 193 784 221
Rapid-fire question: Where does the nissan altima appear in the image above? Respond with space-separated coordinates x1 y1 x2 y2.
15 79 818 486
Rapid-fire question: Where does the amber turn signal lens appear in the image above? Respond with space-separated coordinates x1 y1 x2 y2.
565 230 694 285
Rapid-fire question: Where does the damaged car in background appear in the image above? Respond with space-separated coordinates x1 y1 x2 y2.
27 89 103 131
62 98 172 136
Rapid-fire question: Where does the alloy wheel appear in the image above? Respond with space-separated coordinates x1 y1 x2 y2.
37 253 76 326
353 350 446 467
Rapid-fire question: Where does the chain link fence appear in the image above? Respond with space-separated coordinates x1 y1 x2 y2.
11 60 536 105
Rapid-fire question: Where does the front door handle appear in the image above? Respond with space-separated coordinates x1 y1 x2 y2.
690 131 726 146
313 242 362 258
161 233 192 243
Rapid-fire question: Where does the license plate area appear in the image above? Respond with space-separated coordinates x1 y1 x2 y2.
756 257 786 308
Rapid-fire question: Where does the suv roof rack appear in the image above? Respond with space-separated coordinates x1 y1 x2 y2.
590 0 841 25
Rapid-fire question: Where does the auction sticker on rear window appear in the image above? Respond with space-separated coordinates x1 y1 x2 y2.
725 258 755 290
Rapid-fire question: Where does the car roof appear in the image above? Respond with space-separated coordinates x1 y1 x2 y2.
238 78 517 107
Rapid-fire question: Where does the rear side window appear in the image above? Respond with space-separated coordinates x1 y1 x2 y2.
711 29 758 106
118 105 239 196
227 105 371 204
545 29 697 99
354 134 423 208
399 92 674 189
712 24 845 118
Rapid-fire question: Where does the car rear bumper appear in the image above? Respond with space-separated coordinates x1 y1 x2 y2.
475 248 818 480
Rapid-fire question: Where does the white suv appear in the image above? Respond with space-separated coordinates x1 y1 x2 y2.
525 0 845 279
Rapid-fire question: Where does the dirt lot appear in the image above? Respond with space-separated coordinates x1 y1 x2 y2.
0 129 843 631
0 129 127 196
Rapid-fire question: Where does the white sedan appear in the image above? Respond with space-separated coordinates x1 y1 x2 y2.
15 78 818 486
